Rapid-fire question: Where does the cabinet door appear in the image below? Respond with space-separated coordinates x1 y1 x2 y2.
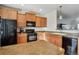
41 17 47 27
17 13 26 27
1 7 17 19
36 16 41 27
37 32 46 41
8 9 17 19
54 35 62 47
17 33 27 44
26 13 35 21
47 33 56 44
1 7 8 19
0 8 1 17
47 33 62 47
77 38 79 55
36 16 47 27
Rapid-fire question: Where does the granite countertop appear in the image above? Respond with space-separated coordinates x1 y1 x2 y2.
17 29 79 38
36 30 79 33
36 30 79 38
0 40 64 55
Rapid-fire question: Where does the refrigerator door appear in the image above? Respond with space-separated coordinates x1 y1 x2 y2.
5 20 17 45
0 19 17 46
0 19 6 46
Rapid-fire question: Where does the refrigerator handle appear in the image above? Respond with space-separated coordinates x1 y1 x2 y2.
0 31 3 35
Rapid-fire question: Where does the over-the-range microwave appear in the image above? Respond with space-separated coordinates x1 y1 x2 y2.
26 21 36 27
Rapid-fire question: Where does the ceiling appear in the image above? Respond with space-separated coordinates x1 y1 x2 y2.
2 4 57 15
1 4 79 18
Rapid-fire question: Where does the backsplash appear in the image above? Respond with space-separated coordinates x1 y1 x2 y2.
24 27 47 31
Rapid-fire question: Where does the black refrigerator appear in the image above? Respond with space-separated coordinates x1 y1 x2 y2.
0 18 17 46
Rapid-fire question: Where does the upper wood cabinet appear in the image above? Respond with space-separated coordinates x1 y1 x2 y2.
36 16 47 27
0 8 1 17
17 13 26 27
0 7 17 19
40 17 47 27
25 13 36 21
36 16 41 27
8 9 17 19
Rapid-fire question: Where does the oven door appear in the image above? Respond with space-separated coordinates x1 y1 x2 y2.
27 33 37 42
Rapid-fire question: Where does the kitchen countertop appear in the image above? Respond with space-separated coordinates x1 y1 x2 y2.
17 29 79 38
36 30 79 38
36 30 79 33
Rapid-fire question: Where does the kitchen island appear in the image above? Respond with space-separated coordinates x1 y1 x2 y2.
36 30 79 55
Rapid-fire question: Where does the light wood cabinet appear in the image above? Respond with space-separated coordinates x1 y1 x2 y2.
36 16 41 27
47 33 62 47
26 13 36 21
17 33 27 44
37 32 46 41
0 8 1 17
0 7 8 19
37 32 62 47
41 17 47 27
77 38 79 55
17 13 26 27
8 9 17 19
0 7 17 19
36 16 47 27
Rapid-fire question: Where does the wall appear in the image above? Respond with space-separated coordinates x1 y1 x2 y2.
57 18 73 25
57 17 79 30
44 10 57 31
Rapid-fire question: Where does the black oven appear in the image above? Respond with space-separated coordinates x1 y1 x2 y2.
27 33 37 42
26 21 36 27
26 29 37 42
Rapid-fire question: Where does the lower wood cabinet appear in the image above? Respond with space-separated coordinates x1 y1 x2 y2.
46 33 62 47
17 33 27 44
37 32 62 47
37 32 47 41
78 38 79 55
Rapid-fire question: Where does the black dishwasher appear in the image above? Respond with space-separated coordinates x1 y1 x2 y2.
62 36 78 55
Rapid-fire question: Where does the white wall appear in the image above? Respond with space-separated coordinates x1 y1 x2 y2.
44 10 57 31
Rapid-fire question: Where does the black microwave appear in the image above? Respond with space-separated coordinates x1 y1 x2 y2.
26 21 36 27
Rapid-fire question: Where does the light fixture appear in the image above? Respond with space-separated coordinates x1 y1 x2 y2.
21 4 24 6
58 5 63 20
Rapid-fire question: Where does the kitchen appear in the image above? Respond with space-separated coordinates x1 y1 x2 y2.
0 4 79 55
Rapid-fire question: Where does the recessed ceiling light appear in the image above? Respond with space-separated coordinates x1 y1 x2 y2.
39 9 42 12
